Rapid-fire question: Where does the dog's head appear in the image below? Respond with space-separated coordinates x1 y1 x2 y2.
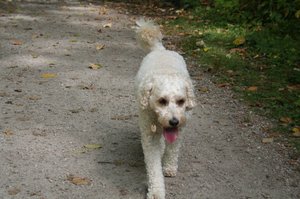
138 75 196 143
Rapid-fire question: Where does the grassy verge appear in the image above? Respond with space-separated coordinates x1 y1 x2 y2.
163 7 300 154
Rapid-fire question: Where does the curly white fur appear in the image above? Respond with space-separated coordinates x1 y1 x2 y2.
135 19 196 199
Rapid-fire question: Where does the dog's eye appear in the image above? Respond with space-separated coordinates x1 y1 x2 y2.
176 99 185 106
158 98 168 106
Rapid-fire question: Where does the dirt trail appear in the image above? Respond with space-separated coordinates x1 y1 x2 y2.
0 1 299 199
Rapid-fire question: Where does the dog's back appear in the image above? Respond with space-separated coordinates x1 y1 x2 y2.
135 19 190 83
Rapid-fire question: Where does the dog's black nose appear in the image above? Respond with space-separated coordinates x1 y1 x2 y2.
169 117 179 127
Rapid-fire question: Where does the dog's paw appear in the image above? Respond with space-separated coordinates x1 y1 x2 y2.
163 167 177 177
147 189 165 199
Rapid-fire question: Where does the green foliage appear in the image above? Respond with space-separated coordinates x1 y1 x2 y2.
184 0 300 24
164 4 300 152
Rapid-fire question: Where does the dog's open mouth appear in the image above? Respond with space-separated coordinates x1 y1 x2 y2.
163 127 179 144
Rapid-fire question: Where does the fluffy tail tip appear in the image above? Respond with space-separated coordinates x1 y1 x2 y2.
135 18 165 52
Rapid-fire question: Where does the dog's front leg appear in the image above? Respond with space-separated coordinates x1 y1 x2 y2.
141 132 165 199
162 139 181 177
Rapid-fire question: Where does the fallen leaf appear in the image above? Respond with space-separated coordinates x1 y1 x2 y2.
114 160 125 166
119 188 128 196
89 107 98 112
262 137 274 143
287 84 300 91
0 92 8 97
217 83 230 88
178 32 189 36
16 116 30 121
198 87 209 92
99 7 108 15
233 36 246 46
67 175 91 185
96 44 105 50
196 40 205 48
89 63 102 70
31 54 39 58
267 132 281 138
247 86 258 91
41 73 57 78
295 10 300 18
279 117 293 124
292 127 300 137
229 48 247 54
69 107 84 113
253 54 260 59
32 131 47 137
3 129 13 136
78 84 95 90
203 47 209 52
8 187 20 195
103 23 112 28
84 144 102 149
11 39 23 45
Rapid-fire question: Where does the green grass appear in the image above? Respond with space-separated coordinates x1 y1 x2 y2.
163 7 300 153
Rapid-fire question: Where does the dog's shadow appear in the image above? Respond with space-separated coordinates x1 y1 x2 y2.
93 121 147 197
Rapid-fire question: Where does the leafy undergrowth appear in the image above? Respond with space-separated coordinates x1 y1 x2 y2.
162 7 300 156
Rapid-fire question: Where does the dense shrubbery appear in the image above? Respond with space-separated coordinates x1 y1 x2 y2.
164 0 300 152
181 0 300 24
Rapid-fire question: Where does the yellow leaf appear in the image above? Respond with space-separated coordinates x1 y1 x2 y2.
3 129 13 136
292 127 300 137
84 144 102 149
198 87 209 92
89 63 102 70
247 86 258 91
203 47 209 52
233 36 246 46
262 137 274 143
67 175 91 185
295 10 300 18
96 44 105 50
41 73 57 78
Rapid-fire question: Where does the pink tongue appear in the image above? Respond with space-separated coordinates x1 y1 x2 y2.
163 128 178 144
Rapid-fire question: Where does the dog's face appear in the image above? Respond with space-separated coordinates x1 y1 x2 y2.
149 80 187 129
139 76 195 143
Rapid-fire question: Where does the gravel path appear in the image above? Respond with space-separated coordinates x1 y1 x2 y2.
0 1 299 199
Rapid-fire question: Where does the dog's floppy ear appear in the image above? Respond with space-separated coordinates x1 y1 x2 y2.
138 81 153 110
185 79 196 111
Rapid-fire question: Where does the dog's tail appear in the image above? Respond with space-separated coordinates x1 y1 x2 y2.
136 19 165 52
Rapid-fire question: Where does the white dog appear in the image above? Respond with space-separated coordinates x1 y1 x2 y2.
135 19 196 199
